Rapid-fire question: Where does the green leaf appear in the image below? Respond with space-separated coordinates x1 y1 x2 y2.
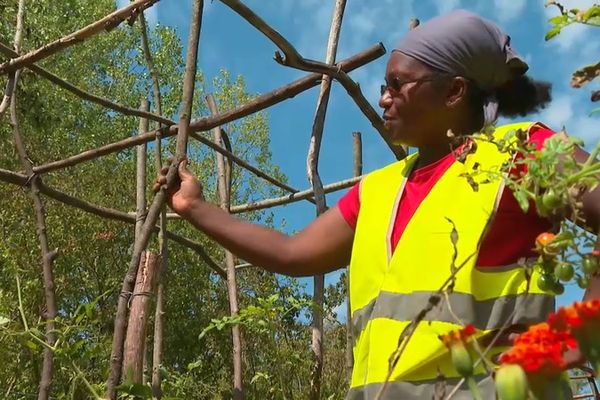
548 15 567 24
513 189 531 213
0 316 9 327
583 6 600 21
590 107 600 115
116 382 152 399
545 25 562 41
24 340 38 351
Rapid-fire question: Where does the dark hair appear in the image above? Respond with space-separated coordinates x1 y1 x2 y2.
467 75 552 119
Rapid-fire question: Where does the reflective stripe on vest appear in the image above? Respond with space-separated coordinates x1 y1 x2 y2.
348 122 555 396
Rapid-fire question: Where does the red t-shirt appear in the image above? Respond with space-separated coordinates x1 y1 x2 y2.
338 125 554 267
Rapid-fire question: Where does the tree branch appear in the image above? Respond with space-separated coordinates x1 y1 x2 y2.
0 168 225 277
0 0 160 75
0 41 173 126
306 2 346 397
137 11 170 399
218 0 405 160
31 44 385 174
7 2 58 399
0 0 24 117
207 94 244 399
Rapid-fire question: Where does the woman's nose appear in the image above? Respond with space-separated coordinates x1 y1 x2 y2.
379 90 392 109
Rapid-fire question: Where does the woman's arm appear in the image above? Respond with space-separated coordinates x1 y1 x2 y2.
155 161 355 277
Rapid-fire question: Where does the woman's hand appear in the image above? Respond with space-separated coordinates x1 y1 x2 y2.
152 159 204 218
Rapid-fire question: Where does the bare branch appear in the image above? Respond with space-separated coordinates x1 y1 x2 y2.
207 94 244 399
122 252 158 384
218 0 405 160
7 2 58 399
346 131 362 375
0 168 225 277
135 100 149 239
0 0 25 117
0 41 173 126
190 130 315 204
306 2 346 397
107 0 203 396
230 175 362 213
137 11 170 399
0 0 160 75
31 44 385 175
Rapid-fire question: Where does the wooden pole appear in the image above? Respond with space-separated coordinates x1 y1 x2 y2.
106 0 203 397
207 94 244 399
306 1 346 398
122 252 158 384
346 131 362 376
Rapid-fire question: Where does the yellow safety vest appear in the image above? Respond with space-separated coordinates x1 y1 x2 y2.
347 122 555 399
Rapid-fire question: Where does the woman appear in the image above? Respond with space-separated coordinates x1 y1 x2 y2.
156 10 600 400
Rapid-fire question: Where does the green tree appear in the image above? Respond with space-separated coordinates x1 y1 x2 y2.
0 1 350 399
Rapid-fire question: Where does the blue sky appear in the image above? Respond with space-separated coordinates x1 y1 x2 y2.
120 0 599 314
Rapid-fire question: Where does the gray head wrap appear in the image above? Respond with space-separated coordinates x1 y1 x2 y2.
393 10 528 125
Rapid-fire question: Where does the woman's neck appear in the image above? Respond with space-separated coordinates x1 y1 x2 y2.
415 143 453 168
415 118 480 168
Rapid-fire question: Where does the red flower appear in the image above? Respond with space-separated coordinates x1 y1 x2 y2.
439 324 476 347
439 324 477 377
548 300 600 332
500 323 575 377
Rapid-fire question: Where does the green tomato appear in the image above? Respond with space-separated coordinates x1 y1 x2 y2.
554 263 575 282
537 274 555 292
582 256 599 275
542 189 563 211
552 281 565 295
577 275 590 289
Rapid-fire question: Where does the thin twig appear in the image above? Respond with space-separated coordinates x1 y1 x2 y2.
0 0 160 74
374 252 478 400
31 44 386 175
443 264 533 400
231 175 362 213
9 5 59 396
190 130 315 204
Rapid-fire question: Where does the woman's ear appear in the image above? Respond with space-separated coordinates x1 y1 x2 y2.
445 77 469 109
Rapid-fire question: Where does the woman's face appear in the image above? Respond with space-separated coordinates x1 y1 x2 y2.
379 52 450 147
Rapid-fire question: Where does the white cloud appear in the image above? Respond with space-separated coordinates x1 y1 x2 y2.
433 0 462 15
567 113 600 149
536 94 574 130
533 92 599 150
547 23 592 52
493 0 527 22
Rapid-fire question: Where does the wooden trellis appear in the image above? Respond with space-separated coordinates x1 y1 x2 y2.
4 1 600 400
0 1 401 399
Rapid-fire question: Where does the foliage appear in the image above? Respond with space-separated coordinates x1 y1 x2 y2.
0 1 350 399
